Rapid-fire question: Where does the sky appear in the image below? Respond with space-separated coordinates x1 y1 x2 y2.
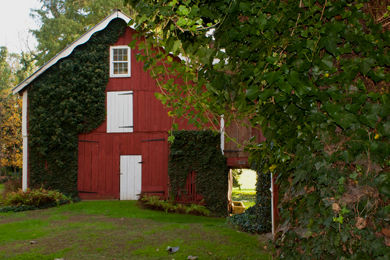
0 0 42 54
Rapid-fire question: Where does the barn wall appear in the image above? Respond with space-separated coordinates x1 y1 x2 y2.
77 26 265 199
224 118 266 168
78 27 196 200
78 132 169 199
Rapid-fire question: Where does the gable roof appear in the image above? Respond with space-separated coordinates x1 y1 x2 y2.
13 10 132 95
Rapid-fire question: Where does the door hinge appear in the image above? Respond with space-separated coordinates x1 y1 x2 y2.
138 161 145 164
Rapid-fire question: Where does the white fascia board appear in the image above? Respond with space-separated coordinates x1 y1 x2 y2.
13 10 132 95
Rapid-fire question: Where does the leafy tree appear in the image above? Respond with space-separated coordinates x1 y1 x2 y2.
0 47 31 176
126 0 390 258
0 93 22 174
31 0 135 66
0 47 14 92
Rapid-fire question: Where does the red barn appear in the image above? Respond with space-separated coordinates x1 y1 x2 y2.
13 10 266 203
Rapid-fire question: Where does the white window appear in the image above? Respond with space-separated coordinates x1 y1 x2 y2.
107 91 133 133
110 46 131 77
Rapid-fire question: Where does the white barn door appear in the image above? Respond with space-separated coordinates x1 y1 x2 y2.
120 155 142 200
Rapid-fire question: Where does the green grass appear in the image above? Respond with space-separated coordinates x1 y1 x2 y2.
0 201 271 259
0 183 4 192
232 190 256 208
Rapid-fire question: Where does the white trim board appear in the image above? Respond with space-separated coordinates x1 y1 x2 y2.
22 90 28 191
13 10 132 95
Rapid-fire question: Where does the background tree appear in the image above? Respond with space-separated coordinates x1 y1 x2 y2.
0 46 32 176
0 94 22 174
126 0 390 258
31 0 136 66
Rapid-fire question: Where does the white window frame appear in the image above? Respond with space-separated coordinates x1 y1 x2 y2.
107 91 134 133
110 46 131 77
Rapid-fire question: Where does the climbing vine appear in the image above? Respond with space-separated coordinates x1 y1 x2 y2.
27 19 127 197
127 0 390 258
169 130 228 216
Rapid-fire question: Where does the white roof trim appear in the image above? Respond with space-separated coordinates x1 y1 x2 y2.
13 10 132 95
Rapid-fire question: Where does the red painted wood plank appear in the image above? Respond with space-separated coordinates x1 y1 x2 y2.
156 133 164 186
91 135 99 193
105 135 113 196
78 137 85 194
133 89 138 132
141 133 149 189
137 91 144 131
144 92 150 130
127 134 133 155
84 135 92 192
227 157 249 168
112 135 120 198
152 133 160 186
98 134 106 194
162 132 169 199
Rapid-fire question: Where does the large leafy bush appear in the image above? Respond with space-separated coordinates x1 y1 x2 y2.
126 0 390 258
139 193 210 216
3 188 67 206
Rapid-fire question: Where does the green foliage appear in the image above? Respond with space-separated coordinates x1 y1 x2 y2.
0 47 14 91
232 168 242 188
0 46 26 175
139 194 210 216
228 166 271 234
3 187 67 206
31 0 135 66
127 0 390 258
27 19 127 197
0 176 10 184
0 198 78 213
2 178 22 194
169 130 228 216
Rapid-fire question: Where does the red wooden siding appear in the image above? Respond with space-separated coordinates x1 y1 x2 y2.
78 132 170 199
225 119 266 168
77 26 265 201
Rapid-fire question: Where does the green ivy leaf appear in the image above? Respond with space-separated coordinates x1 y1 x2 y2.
246 86 260 100
359 58 376 76
321 53 334 70
322 35 342 56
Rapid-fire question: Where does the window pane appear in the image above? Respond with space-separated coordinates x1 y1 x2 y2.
113 62 129 74
112 47 130 76
113 48 129 62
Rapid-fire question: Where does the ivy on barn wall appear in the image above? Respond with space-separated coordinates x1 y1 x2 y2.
27 19 127 197
169 130 228 216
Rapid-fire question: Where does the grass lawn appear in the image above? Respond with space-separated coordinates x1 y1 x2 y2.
0 183 4 192
232 189 256 208
0 201 271 260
